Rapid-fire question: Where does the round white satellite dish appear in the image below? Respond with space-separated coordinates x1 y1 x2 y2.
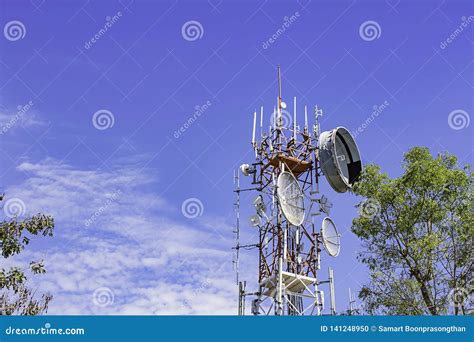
277 171 305 226
319 127 362 193
240 164 250 176
321 217 340 257
249 215 261 227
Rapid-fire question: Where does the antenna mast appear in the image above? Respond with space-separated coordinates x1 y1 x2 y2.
233 66 362 316
233 170 240 286
233 67 332 316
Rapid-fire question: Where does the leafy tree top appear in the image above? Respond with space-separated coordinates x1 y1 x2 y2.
0 194 54 315
351 147 473 315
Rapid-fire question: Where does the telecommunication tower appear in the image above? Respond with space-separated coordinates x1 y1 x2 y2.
233 67 362 316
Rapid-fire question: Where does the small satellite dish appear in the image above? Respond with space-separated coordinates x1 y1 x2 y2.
319 127 362 193
249 215 261 227
240 164 255 176
321 217 340 257
319 195 333 215
253 195 267 219
281 101 287 109
277 171 305 226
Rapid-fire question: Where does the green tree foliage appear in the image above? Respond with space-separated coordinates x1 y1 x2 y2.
0 195 54 315
352 147 473 315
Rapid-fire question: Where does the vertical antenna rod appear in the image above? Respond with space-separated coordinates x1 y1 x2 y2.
234 170 241 285
277 65 282 111
329 267 336 315
252 111 257 147
238 281 246 315
277 66 282 151
304 105 308 133
293 96 297 140
273 106 276 131
348 288 353 315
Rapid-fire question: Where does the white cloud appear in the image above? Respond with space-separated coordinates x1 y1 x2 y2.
0 104 46 135
4 158 237 314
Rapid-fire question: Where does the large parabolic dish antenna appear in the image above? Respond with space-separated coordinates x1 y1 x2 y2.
321 217 340 257
277 171 305 226
319 127 362 193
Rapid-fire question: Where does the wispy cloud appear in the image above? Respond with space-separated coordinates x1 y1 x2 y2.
5 158 236 314
0 102 46 135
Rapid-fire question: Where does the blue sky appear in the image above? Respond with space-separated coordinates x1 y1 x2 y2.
0 0 472 314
